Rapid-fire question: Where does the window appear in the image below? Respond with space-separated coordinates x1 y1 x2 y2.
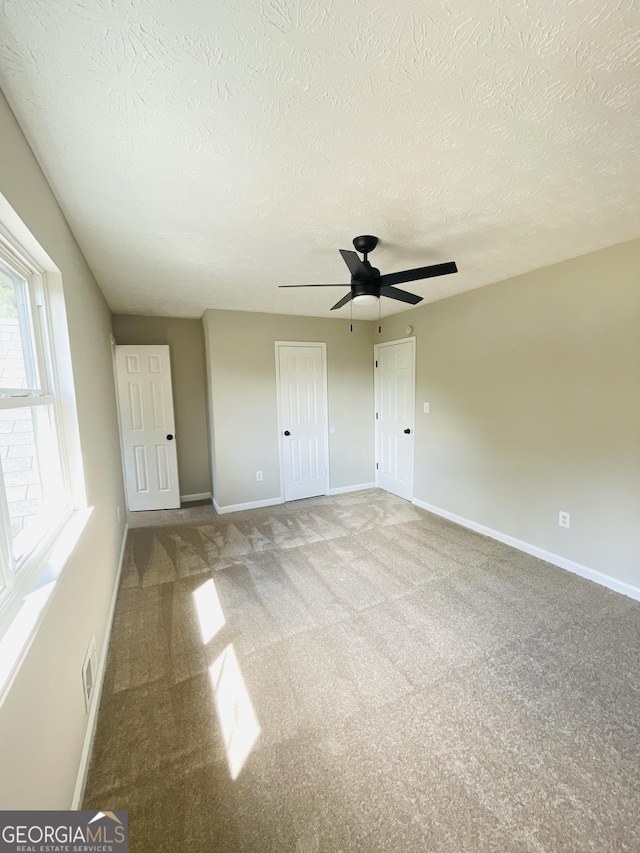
0 241 70 600
0 199 88 697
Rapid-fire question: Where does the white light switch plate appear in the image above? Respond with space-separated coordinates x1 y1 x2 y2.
424 402 430 413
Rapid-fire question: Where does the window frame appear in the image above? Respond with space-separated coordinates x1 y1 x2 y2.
0 228 74 608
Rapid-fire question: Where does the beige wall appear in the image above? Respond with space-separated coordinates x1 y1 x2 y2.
203 310 375 508
0 91 125 806
378 239 640 589
112 315 211 498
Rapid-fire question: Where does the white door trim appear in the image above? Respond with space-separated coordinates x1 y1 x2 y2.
275 341 330 502
374 337 416 500
115 344 181 511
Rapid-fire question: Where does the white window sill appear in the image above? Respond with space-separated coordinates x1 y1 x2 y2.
0 507 93 708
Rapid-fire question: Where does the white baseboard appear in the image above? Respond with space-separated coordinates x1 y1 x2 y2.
71 522 129 809
327 482 377 496
213 484 378 513
213 496 284 515
180 492 211 503
412 498 640 603
214 484 378 513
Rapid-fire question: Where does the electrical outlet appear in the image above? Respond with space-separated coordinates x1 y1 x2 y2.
424 402 430 414
559 511 570 528
256 471 263 481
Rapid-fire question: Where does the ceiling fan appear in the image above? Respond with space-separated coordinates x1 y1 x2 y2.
279 236 458 310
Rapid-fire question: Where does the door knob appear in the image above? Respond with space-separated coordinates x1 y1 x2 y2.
284 430 291 436
166 434 174 440
404 428 411 434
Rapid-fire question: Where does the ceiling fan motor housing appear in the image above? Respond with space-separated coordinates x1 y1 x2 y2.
353 260 380 281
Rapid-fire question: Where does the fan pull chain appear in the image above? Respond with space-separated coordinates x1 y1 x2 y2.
378 296 381 333
350 297 353 333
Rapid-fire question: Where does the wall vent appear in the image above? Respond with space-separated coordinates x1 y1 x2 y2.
82 635 98 713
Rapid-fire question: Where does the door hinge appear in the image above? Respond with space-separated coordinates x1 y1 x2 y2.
376 462 379 470
375 360 378 367
375 412 378 419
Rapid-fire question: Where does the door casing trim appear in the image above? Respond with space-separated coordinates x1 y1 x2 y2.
115 344 181 511
275 341 330 502
374 336 416 500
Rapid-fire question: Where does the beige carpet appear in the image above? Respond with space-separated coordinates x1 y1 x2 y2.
83 489 640 852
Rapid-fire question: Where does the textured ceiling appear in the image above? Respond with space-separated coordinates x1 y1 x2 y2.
0 0 639 319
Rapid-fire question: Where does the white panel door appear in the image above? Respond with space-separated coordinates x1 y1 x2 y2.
277 344 328 502
375 339 415 500
115 345 180 511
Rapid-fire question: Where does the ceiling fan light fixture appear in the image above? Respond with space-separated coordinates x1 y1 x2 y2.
352 293 379 306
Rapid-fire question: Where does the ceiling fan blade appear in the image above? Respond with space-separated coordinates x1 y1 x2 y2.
330 291 355 310
379 285 423 305
339 249 372 280
278 284 349 287
378 261 458 288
